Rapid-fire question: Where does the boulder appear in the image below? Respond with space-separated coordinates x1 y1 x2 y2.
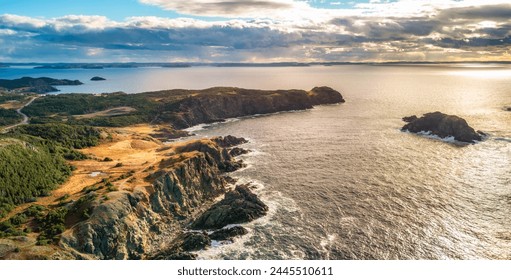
181 232 211 251
402 111 484 143
212 135 248 148
191 185 268 230
150 232 209 259
209 226 248 241
228 147 249 157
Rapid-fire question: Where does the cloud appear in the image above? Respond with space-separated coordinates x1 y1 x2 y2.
138 0 312 19
0 2 510 62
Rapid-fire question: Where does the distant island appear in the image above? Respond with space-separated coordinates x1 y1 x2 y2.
90 76 106 81
0 84 344 259
2 61 511 70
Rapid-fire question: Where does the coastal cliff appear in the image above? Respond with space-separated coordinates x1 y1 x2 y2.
21 86 344 128
156 86 345 128
1 86 344 259
59 136 249 259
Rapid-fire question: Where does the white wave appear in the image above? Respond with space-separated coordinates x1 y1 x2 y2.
494 137 511 143
183 107 316 133
183 118 241 132
403 130 473 145
183 123 211 132
196 176 301 259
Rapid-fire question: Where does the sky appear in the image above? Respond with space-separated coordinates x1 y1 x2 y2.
0 0 510 63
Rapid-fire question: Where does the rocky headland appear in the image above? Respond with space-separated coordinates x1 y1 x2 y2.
0 77 83 94
0 85 344 260
144 86 345 129
402 111 485 143
59 135 257 260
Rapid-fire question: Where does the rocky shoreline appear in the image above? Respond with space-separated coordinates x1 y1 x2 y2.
0 85 345 260
58 136 265 259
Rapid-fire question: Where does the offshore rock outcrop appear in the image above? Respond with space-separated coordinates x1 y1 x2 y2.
60 136 253 259
209 226 248 241
90 76 106 81
165 86 345 129
191 184 269 230
402 111 484 143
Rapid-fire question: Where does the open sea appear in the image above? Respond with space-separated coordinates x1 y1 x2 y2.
2 64 511 259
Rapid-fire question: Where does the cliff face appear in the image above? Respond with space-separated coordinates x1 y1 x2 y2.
167 86 344 128
60 138 243 259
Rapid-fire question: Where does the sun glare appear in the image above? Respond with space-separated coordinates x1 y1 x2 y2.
449 68 511 78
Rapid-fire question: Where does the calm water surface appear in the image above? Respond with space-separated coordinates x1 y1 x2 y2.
2 65 510 259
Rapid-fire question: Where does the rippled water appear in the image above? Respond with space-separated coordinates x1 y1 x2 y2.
2 64 511 259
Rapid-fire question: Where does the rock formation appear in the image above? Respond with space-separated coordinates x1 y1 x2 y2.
59 136 261 259
209 226 248 241
90 76 106 81
161 87 345 129
402 111 484 143
191 184 269 230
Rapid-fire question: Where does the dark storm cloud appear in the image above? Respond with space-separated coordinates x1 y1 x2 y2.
31 26 297 51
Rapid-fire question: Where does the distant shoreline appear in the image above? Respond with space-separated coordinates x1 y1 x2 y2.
1 61 510 70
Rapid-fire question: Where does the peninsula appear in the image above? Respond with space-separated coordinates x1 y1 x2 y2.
0 77 83 94
0 85 344 259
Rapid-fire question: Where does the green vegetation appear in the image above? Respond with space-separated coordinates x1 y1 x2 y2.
0 94 27 103
22 92 157 127
0 124 101 217
0 108 22 126
0 77 82 94
0 205 46 238
13 123 101 149
0 138 72 217
36 207 68 244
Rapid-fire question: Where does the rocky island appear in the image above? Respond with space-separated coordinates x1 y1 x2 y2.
90 76 106 81
0 85 344 259
402 111 484 143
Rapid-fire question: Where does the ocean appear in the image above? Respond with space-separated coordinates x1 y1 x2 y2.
2 64 510 259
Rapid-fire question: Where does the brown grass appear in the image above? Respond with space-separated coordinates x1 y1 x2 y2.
4 124 198 219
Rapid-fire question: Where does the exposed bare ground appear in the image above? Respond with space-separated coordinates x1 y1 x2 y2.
3 124 201 220
0 100 23 110
73 106 137 119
